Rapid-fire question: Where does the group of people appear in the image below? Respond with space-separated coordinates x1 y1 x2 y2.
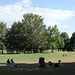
39 57 62 68
6 59 17 67
46 60 61 68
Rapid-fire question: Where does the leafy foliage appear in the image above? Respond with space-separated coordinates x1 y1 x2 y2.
47 25 61 49
70 32 75 50
0 22 8 52
5 13 47 53
3 13 75 53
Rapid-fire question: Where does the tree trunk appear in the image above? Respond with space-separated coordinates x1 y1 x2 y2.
2 50 3 54
31 49 33 53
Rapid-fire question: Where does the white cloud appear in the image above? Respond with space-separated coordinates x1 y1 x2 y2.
0 0 74 29
58 24 70 28
31 7 74 28
22 0 32 6
0 0 32 24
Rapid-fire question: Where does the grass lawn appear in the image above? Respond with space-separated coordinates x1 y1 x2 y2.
0 50 75 75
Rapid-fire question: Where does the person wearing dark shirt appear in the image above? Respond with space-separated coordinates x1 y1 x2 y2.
6 59 10 67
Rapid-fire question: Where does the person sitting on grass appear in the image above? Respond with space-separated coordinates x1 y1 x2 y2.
58 60 61 66
6 59 10 67
39 57 45 68
47 61 53 68
54 60 61 67
10 59 17 67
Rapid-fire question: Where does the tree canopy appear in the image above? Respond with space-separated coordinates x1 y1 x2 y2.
1 13 75 53
5 13 47 53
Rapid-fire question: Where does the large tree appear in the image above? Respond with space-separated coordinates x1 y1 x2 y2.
0 22 8 53
60 32 70 50
5 13 47 53
47 25 61 52
70 32 75 51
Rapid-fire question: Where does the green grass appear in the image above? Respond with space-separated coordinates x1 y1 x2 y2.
0 50 75 75
0 50 75 63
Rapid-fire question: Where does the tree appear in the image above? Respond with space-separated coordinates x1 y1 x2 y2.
70 32 75 51
0 22 8 53
5 13 47 53
60 32 70 51
47 25 61 52
22 13 47 53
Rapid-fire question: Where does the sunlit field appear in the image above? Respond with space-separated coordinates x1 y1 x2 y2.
0 50 75 63
0 50 75 75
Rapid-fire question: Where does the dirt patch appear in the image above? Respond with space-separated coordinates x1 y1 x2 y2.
15 58 75 64
15 61 38 64
62 58 75 63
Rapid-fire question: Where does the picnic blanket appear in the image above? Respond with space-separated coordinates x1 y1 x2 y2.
0 64 7 66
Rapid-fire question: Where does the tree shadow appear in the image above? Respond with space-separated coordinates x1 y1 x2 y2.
0 62 75 75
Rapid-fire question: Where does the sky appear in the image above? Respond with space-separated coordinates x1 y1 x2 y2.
0 0 75 37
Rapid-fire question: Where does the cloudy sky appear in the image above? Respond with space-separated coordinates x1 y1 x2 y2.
0 0 75 37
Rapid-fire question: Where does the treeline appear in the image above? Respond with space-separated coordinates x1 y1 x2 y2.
0 13 75 53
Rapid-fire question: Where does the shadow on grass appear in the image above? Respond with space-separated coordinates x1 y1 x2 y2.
0 62 75 75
